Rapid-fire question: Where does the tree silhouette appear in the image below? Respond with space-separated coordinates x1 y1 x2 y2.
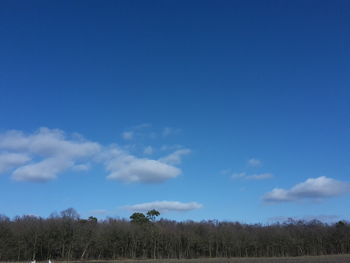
146 209 160 222
1 209 350 260
130 212 149 224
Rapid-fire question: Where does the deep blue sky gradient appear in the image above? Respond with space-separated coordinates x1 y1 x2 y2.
0 0 350 222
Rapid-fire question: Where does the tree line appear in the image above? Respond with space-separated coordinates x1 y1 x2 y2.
0 208 349 261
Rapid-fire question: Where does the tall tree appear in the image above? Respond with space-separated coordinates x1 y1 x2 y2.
146 210 160 222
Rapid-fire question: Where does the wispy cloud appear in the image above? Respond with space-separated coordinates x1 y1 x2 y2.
160 144 183 151
232 172 273 180
143 146 153 155
121 123 153 140
231 172 245 179
133 123 152 129
159 148 191 165
162 127 181 137
220 169 231 175
246 173 273 180
248 158 262 167
72 163 90 171
124 201 203 213
263 176 350 203
226 159 271 181
122 131 134 140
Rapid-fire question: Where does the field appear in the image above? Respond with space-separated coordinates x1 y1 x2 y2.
94 256 350 263
59 255 350 263
4 255 350 263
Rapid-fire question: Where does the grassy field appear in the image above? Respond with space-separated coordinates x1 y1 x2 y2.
116 255 349 263
58 255 350 263
96 255 349 263
4 256 350 263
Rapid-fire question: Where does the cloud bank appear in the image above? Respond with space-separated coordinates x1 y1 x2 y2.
124 201 203 213
263 176 350 202
0 128 190 183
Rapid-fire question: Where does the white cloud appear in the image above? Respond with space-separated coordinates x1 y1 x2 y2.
0 128 189 184
263 188 291 202
12 157 72 182
159 148 191 165
231 172 273 180
122 131 134 140
263 176 350 203
0 153 31 173
104 147 183 183
72 163 90 171
143 146 153 155
124 201 203 213
0 128 100 158
248 158 262 167
0 128 100 182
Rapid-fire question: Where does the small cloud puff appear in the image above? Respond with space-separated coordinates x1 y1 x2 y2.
248 158 262 167
122 131 134 140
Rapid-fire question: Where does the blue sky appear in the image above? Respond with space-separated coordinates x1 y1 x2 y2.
0 0 350 223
